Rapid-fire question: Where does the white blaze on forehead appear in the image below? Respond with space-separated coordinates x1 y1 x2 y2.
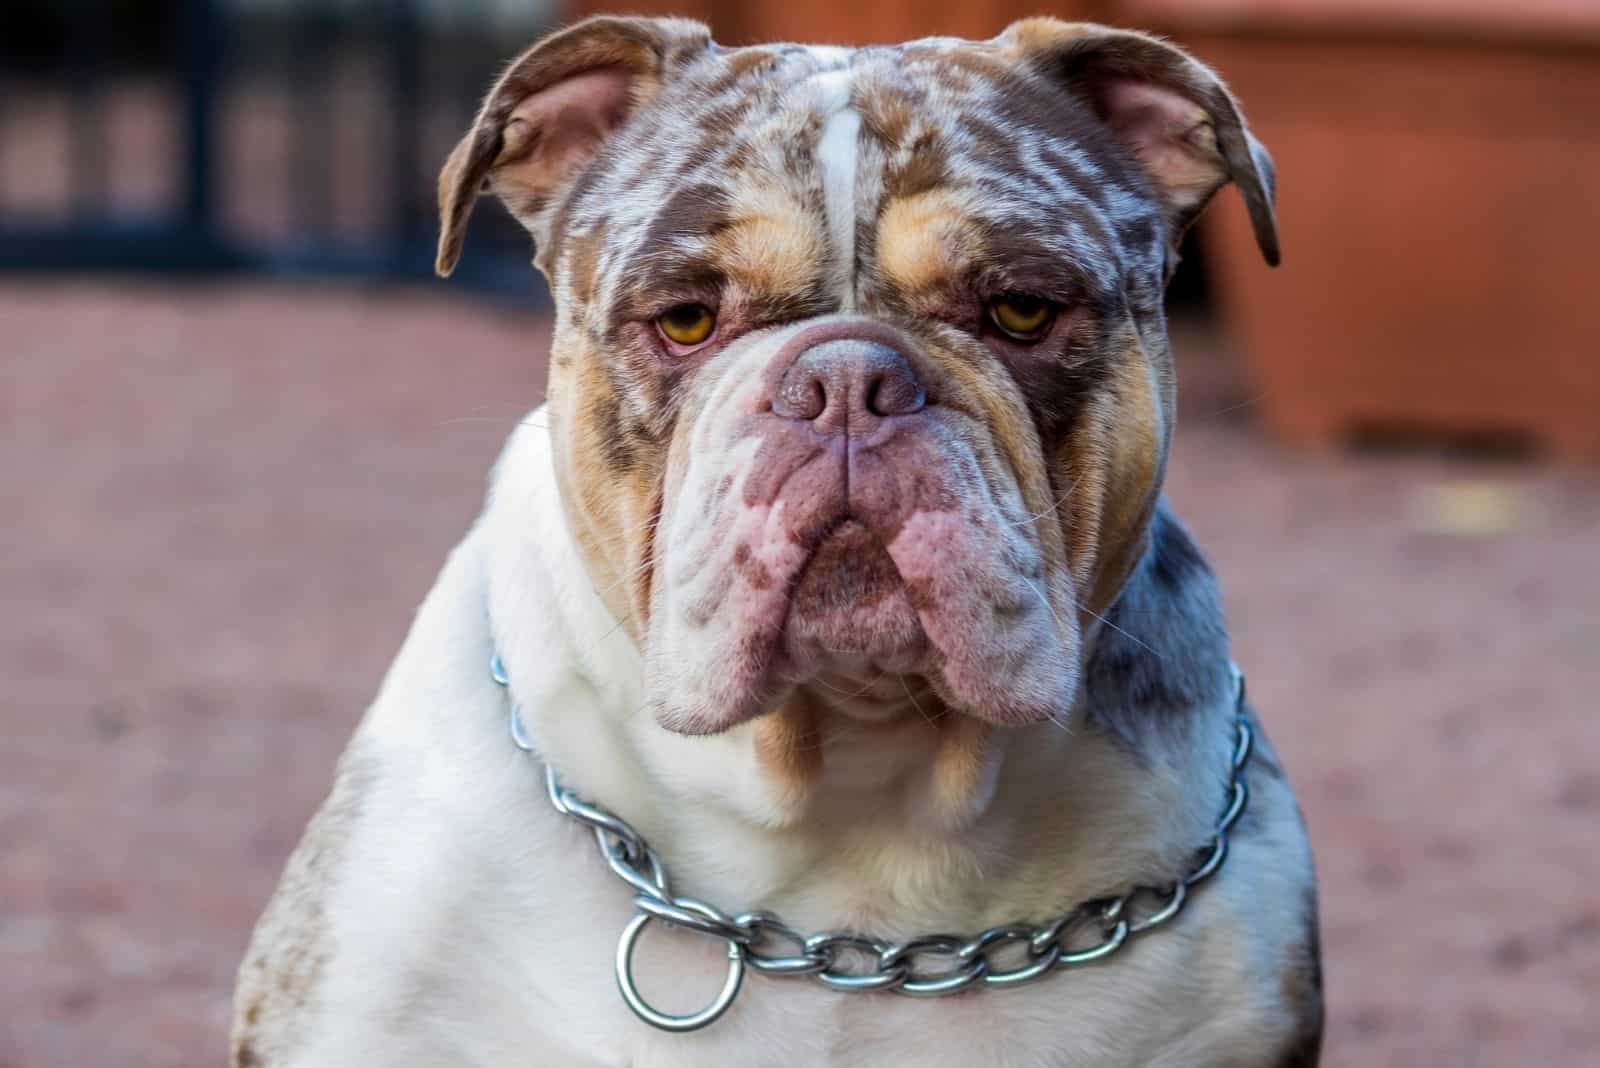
809 45 852 64
811 66 861 311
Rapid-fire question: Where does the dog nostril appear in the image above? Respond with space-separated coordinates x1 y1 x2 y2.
867 372 926 417
773 336 926 427
776 372 828 421
806 380 827 418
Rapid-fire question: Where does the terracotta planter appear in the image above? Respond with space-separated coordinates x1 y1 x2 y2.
1123 0 1600 455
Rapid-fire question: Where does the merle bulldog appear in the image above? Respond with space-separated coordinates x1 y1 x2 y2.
233 16 1321 1067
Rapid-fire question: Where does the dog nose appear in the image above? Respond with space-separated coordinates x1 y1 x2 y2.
772 338 926 430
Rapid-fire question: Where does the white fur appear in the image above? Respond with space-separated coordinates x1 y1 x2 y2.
254 414 1315 1067
818 108 863 311
813 71 862 311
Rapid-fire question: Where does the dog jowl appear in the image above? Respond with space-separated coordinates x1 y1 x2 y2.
437 16 1277 764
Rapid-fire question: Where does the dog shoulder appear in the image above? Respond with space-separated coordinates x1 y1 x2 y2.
231 733 378 1067
230 412 592 1067
1268 879 1325 1067
1232 724 1325 1068
1253 906 1323 1067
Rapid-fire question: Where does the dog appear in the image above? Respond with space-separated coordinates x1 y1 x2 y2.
232 16 1321 1067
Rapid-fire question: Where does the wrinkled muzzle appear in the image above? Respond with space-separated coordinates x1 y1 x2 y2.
646 316 1081 735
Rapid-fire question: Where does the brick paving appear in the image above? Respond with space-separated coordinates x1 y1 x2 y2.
3 281 1596 1067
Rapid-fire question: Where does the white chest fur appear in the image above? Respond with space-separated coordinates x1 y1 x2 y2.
300 744 1308 1068
269 416 1313 1067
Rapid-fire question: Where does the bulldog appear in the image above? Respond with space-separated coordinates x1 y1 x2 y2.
233 16 1321 1067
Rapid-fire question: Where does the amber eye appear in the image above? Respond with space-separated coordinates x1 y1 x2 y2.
656 303 717 348
987 293 1056 341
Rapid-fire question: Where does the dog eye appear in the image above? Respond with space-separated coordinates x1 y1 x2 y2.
656 304 717 348
986 294 1056 341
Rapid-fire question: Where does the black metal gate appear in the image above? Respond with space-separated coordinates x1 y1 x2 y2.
0 0 554 300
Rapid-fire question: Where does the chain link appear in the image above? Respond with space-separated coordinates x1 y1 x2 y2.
493 656 1254 1032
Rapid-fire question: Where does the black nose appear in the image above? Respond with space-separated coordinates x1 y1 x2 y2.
772 338 926 431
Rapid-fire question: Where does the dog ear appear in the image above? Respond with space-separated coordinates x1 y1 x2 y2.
435 16 711 277
1000 19 1279 267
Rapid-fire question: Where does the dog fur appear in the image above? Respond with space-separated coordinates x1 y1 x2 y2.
234 17 1320 1066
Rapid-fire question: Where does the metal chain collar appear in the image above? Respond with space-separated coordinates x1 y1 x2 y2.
491 654 1254 1033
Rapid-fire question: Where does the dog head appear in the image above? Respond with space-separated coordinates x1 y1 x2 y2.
438 17 1275 742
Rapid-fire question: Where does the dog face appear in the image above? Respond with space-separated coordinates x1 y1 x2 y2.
438 17 1276 740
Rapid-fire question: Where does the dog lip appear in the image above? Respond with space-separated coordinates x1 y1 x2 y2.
780 517 929 668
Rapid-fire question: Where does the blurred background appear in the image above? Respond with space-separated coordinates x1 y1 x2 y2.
3 2 1596 1066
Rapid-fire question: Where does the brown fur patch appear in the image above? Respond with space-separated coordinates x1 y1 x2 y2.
732 542 774 591
753 696 822 813
709 46 781 95
584 362 646 476
1082 331 1166 617
997 17 1097 58
715 187 827 299
561 221 607 314
548 330 667 635
857 79 915 151
882 132 949 202
875 189 979 295
930 713 994 825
